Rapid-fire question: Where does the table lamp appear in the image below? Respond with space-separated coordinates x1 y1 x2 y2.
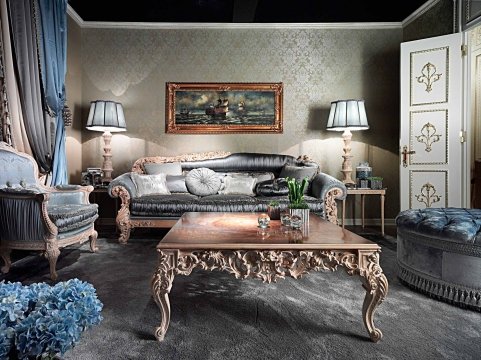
326 99 369 186
86 100 126 184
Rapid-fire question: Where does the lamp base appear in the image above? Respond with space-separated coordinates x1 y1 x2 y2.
340 129 355 186
101 131 114 183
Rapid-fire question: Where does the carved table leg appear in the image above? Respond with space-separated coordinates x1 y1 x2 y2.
151 250 176 341
358 251 389 342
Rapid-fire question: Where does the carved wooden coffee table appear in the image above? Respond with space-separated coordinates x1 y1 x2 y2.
151 212 388 343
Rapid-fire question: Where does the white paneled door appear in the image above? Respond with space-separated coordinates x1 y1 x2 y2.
400 33 468 211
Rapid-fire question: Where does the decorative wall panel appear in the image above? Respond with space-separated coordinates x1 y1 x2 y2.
409 170 447 209
410 110 448 165
410 47 449 106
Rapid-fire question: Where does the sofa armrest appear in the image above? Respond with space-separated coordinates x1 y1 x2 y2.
311 173 347 224
0 191 57 240
107 173 136 244
108 173 136 199
48 184 94 205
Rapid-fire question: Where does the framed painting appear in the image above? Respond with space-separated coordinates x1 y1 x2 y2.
165 82 283 134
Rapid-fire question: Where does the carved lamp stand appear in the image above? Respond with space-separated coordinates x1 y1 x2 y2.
86 100 126 184
326 99 369 186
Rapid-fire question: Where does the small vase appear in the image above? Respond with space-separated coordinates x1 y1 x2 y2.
288 208 310 227
267 205 281 220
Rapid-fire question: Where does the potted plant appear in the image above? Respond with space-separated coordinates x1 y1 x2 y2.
367 176 383 190
286 176 310 225
267 200 281 220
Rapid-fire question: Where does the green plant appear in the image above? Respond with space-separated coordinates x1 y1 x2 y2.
286 177 309 209
268 200 280 207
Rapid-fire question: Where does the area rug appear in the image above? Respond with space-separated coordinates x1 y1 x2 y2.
2 230 481 360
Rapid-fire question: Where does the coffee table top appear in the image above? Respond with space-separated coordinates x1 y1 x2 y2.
158 212 380 251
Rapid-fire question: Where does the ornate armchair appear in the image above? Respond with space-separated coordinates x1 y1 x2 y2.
0 142 99 281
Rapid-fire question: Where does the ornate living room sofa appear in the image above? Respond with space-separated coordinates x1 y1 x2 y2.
108 151 347 243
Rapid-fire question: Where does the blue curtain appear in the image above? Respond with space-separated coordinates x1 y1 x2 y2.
37 0 68 185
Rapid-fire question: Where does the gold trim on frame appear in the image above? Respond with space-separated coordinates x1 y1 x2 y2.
409 170 448 208
165 82 283 134
409 109 448 165
409 47 449 107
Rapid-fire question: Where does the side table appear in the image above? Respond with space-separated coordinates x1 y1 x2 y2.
89 187 119 227
341 188 386 236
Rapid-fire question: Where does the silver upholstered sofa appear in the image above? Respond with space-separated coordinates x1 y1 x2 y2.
108 151 347 244
0 142 99 281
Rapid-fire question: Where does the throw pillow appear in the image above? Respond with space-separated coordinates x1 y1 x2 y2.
255 178 289 196
166 175 188 193
219 176 257 196
185 168 222 196
279 164 318 182
143 162 182 176
130 172 171 197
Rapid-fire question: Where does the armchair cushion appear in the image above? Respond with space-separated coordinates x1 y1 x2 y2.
47 204 99 233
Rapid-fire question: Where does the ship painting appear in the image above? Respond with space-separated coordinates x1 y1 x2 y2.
206 98 229 118
179 108 190 119
236 100 247 117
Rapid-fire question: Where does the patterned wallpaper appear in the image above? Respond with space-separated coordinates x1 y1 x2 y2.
77 26 403 218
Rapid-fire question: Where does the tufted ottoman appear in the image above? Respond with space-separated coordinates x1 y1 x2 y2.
396 207 481 310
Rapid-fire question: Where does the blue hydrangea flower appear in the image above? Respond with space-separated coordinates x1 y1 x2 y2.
0 278 103 359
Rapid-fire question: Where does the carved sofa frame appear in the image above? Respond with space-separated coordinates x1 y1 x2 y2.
108 151 347 244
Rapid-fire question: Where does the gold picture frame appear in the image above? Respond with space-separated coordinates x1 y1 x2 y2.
165 82 283 134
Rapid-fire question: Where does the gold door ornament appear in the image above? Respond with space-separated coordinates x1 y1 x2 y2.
415 182 441 207
416 62 442 93
415 122 441 152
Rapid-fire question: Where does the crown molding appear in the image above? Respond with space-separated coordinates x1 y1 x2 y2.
402 0 440 27
76 21 402 30
67 4 84 26
66 5 401 30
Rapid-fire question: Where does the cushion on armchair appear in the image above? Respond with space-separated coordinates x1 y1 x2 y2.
47 203 99 233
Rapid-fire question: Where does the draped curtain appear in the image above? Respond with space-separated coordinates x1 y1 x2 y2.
0 0 69 185
37 0 68 185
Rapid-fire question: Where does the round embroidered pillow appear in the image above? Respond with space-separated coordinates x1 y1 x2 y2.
185 167 222 196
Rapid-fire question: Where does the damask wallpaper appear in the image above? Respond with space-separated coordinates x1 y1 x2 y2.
70 24 404 219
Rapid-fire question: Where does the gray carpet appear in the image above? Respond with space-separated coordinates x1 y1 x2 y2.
2 229 481 360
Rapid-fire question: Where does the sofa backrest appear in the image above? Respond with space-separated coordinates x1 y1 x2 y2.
0 142 39 188
133 151 319 178
180 153 316 176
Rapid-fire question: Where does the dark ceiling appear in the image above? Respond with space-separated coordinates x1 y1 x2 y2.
68 0 430 23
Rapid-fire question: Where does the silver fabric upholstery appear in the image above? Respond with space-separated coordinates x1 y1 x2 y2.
0 142 98 281
396 207 481 310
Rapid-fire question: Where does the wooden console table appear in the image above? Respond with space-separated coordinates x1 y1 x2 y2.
341 188 386 236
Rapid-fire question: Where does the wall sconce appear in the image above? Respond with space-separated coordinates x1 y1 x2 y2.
86 100 126 184
326 99 369 187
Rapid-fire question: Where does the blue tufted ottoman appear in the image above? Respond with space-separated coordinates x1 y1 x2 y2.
396 207 481 310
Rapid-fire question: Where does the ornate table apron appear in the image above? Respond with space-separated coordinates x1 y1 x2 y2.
151 247 388 343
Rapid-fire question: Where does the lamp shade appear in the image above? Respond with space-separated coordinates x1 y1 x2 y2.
326 99 369 131
86 100 126 132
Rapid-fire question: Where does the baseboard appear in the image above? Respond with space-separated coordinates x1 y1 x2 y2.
340 218 396 226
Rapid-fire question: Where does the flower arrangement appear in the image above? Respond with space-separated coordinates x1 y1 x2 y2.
286 176 309 209
0 278 103 360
